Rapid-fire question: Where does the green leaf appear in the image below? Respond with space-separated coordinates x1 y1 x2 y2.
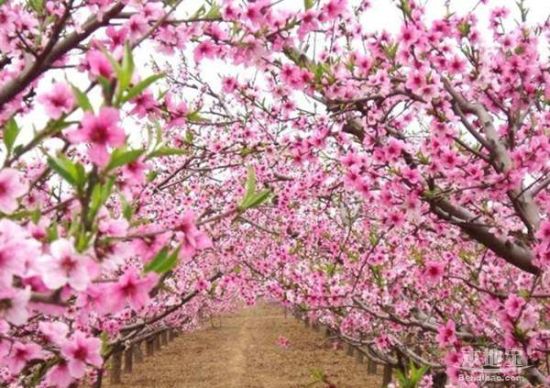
148 147 187 159
30 208 41 224
120 194 134 221
46 224 58 242
146 170 158 182
47 156 85 188
238 167 272 211
88 178 115 222
458 21 471 37
400 0 412 17
186 111 202 123
144 246 181 274
304 0 315 10
119 43 135 93
97 75 112 98
239 147 253 157
99 332 111 357
191 4 206 19
102 49 122 78
3 117 20 153
71 85 93 112
244 166 257 200
242 189 272 210
382 42 399 60
184 131 194 145
27 0 43 13
106 148 144 171
122 73 164 103
205 2 221 19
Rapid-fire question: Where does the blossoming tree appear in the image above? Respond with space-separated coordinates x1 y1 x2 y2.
0 0 549 387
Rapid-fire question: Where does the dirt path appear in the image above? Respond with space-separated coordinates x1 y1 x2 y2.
103 303 382 388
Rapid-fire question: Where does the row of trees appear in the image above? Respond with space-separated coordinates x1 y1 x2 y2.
0 0 548 386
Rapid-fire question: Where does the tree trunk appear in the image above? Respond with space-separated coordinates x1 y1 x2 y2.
146 338 155 356
134 342 144 363
382 365 392 387
154 334 161 351
124 347 133 373
432 371 447 388
368 358 377 374
110 352 122 385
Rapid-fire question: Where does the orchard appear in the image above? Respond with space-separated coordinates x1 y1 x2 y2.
0 0 549 386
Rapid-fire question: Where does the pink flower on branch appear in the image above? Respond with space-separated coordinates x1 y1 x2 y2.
437 320 457 347
85 50 114 80
110 268 158 311
5 342 43 374
60 331 102 379
0 287 30 325
174 211 212 259
0 168 28 214
68 107 126 166
0 219 37 287
40 239 92 292
423 261 445 284
45 361 73 388
504 294 525 318
38 82 75 119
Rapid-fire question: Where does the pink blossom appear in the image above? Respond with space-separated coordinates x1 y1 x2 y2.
406 71 426 92
106 26 129 50
110 268 158 311
436 320 457 347
443 351 462 367
5 342 43 373
60 331 102 378
165 93 188 129
323 0 347 20
504 294 525 318
448 55 466 75
0 220 35 286
222 76 238 93
195 277 210 292
98 218 129 237
130 90 159 118
0 287 30 325
276 335 289 348
68 107 126 166
38 83 75 119
75 283 115 315
424 261 445 284
122 158 148 184
39 321 69 346
536 220 550 244
174 211 212 258
45 361 73 388
41 239 91 291
0 168 28 214
85 50 113 79
518 304 539 331
127 15 148 39
194 41 218 62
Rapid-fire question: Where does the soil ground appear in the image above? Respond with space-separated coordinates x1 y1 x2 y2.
103 303 383 388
